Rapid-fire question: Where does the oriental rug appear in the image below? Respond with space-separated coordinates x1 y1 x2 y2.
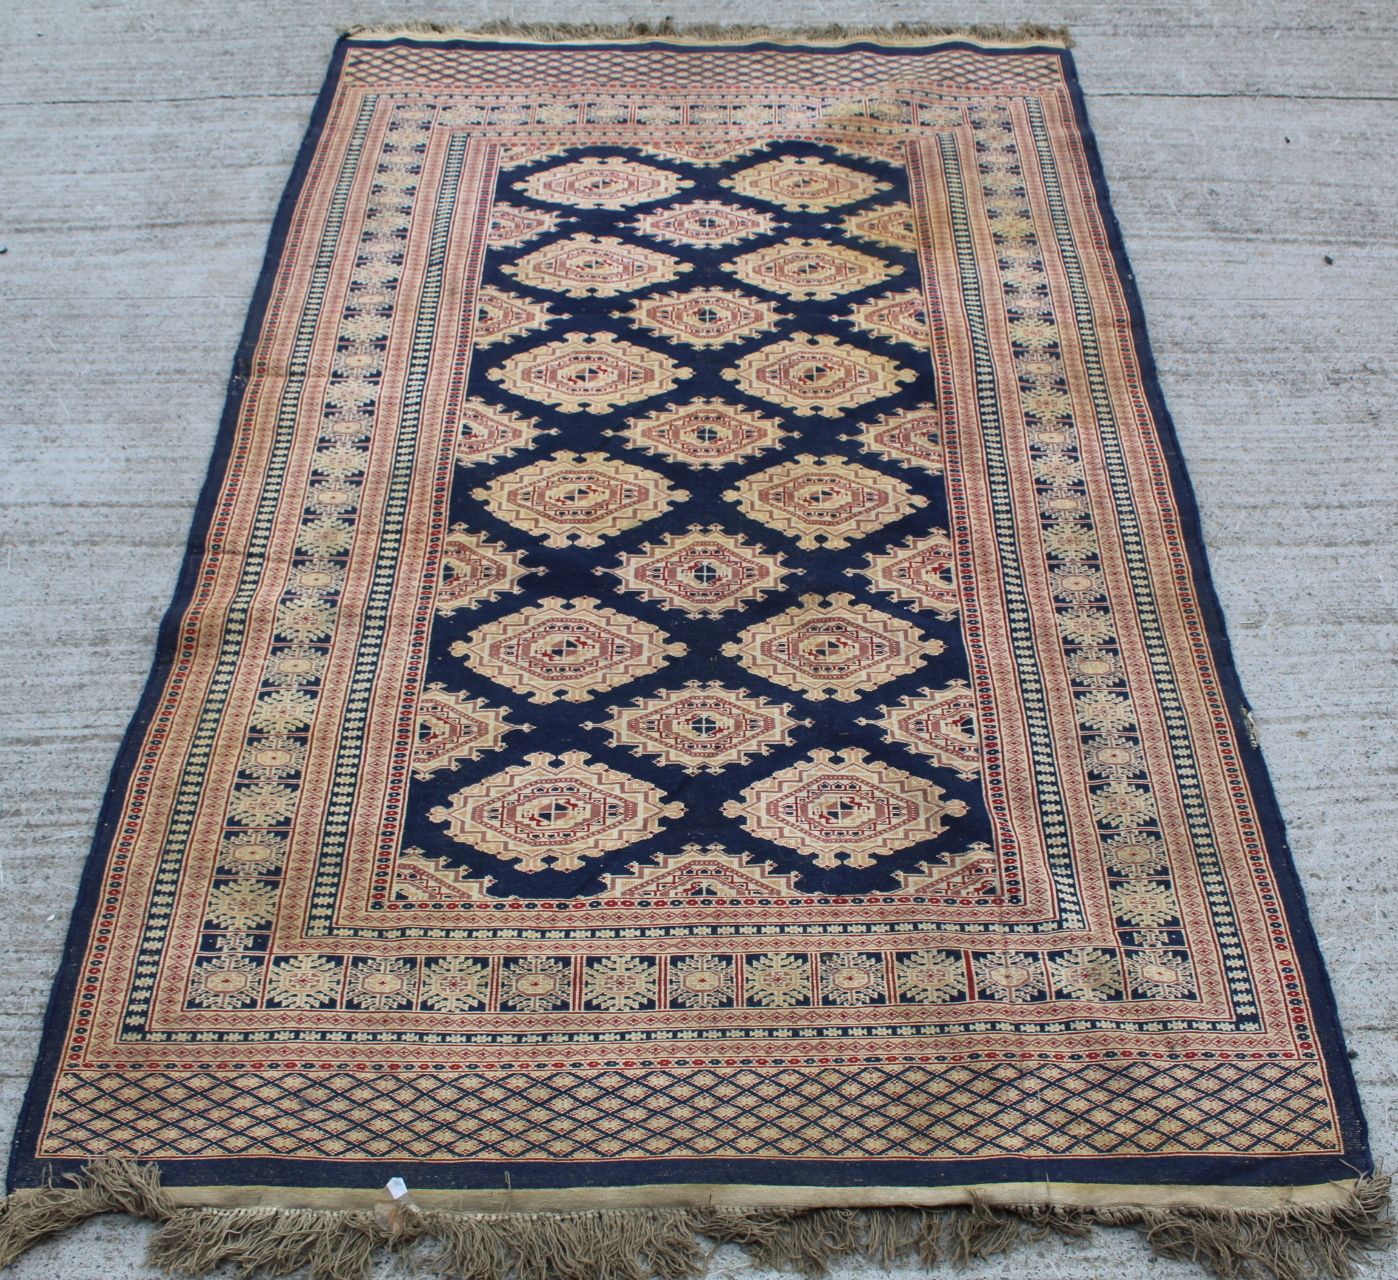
5 21 1384 1279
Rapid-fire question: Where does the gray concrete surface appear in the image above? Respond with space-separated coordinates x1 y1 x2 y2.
1 1 1395 1275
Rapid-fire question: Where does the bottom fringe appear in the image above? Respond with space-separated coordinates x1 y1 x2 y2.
0 1161 1389 1280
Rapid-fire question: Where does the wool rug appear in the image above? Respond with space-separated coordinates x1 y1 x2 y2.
5 21 1386 1279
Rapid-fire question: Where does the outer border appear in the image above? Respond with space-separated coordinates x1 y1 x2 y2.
9 32 1371 1197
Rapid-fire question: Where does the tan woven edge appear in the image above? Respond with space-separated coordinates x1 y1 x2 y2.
166 1178 1359 1213
339 22 1072 49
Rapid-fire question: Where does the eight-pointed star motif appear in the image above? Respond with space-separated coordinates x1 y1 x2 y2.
472 451 687 547
590 682 807 774
721 747 968 867
603 525 795 617
451 596 686 704
723 454 925 550
721 593 943 702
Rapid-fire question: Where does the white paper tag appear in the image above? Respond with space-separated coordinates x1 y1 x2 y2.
385 1177 409 1200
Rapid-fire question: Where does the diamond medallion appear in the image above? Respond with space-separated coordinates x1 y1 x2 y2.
429 751 684 872
723 333 913 417
451 597 685 704
721 592 943 702
613 399 788 469
472 451 687 548
489 332 688 413
591 682 806 774
721 156 891 211
515 157 692 209
619 288 784 347
502 234 689 298
721 747 969 867
628 200 781 248
604 525 794 617
723 454 925 549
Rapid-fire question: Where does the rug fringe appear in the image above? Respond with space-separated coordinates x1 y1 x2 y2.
0 1158 173 1266
0 1161 1388 1279
339 20 1073 48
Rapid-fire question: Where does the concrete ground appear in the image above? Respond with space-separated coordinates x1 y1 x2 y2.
1 1 1394 1276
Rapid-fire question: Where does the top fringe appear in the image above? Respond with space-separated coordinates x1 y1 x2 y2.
340 19 1073 48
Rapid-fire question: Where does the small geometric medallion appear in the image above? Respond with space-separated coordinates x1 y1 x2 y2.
618 288 784 347
613 399 788 470
838 202 918 251
454 398 553 466
721 156 891 212
850 404 944 473
845 289 931 348
592 682 806 774
721 747 969 868
721 592 943 702
451 596 686 704
849 530 959 619
629 200 781 248
723 454 926 550
604 525 794 617
724 239 902 301
501 234 689 298
428 751 684 873
515 157 692 209
860 683 981 779
435 525 531 617
412 685 531 780
472 451 687 548
724 333 914 417
488 332 688 413
472 287 557 347
485 202 571 249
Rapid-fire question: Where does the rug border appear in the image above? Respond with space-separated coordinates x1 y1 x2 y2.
7 30 1371 1197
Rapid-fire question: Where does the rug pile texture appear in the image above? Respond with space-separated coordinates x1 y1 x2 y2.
5 23 1383 1279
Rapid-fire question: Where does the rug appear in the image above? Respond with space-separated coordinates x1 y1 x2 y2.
5 21 1385 1279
